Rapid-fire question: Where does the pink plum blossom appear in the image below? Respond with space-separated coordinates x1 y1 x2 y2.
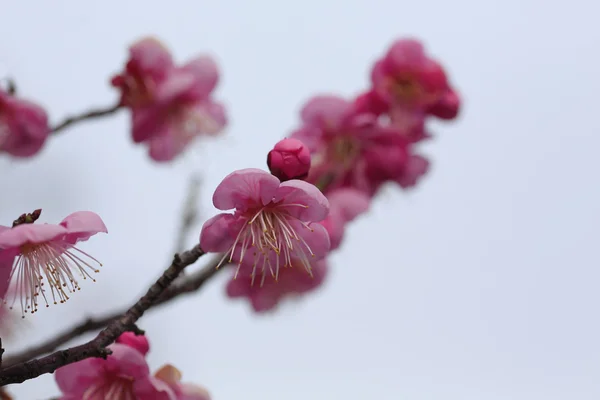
154 364 211 400
55 342 175 400
0 87 50 158
116 332 150 356
112 37 228 162
369 38 461 131
199 168 330 285
226 259 328 312
267 138 311 181
321 188 370 251
0 211 107 316
291 94 418 196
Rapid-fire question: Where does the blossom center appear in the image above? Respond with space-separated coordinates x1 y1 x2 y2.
122 70 155 108
83 376 135 400
7 241 101 316
328 136 361 167
220 203 316 286
390 74 422 103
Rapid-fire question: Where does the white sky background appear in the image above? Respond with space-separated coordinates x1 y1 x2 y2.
1 0 599 399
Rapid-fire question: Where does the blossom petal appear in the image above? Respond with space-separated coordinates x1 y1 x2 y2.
212 169 280 211
273 180 329 222
0 248 18 299
104 343 150 378
291 221 330 261
396 154 430 188
194 100 227 135
55 357 105 396
154 72 198 106
199 213 237 253
60 211 108 244
129 37 174 80
327 189 371 223
300 95 350 127
0 224 67 248
135 376 177 400
180 56 220 99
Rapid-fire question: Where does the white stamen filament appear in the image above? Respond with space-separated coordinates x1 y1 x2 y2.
83 377 136 400
218 204 316 286
6 241 102 317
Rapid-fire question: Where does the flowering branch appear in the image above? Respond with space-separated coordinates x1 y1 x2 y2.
51 102 122 134
2 253 224 367
0 244 206 386
173 175 202 254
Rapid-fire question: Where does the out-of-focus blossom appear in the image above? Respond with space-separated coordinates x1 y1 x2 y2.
199 168 330 285
0 211 107 316
154 364 211 400
226 259 328 312
116 331 150 356
267 138 311 181
55 342 175 400
291 94 415 196
321 188 370 251
0 88 49 158
112 37 227 162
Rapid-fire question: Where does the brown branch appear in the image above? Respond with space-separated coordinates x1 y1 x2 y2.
51 103 122 134
1 254 225 368
0 245 207 386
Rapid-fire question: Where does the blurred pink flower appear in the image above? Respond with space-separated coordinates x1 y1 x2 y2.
154 364 211 400
267 138 311 181
227 259 328 312
291 94 415 195
112 37 227 162
55 342 175 400
116 332 150 356
321 188 370 251
0 88 49 158
0 211 107 316
200 168 330 285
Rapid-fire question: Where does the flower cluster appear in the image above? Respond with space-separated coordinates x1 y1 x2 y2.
111 37 228 162
200 38 461 312
55 332 211 400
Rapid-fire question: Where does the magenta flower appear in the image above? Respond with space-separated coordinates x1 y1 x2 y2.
267 138 311 181
116 332 150 356
55 342 175 400
199 168 330 285
226 259 328 312
0 211 107 316
291 94 416 195
112 37 227 162
154 364 211 400
321 188 370 251
110 37 175 109
0 88 50 158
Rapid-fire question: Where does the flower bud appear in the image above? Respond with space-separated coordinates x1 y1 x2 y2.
267 138 311 181
116 332 150 356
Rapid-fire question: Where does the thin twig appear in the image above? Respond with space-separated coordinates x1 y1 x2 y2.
0 245 206 386
1 254 225 368
51 103 122 134
174 175 202 255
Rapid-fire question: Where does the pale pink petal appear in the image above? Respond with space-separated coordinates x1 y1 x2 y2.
250 292 280 312
199 213 237 253
0 225 9 234
104 343 150 378
147 124 182 162
321 211 345 251
116 332 150 356
300 95 350 128
273 180 329 222
291 221 330 261
55 357 105 395
195 100 227 135
387 39 427 68
0 224 67 248
180 56 220 99
131 106 169 143
179 383 212 400
0 248 18 299
226 274 251 297
60 211 108 244
136 376 177 400
396 154 430 188
129 37 174 79
154 72 198 106
212 169 280 211
327 189 371 223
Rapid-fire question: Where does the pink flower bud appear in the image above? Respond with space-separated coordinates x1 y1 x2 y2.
116 332 150 356
267 138 311 181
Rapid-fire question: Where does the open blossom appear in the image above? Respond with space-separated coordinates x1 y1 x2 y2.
227 259 328 312
291 95 420 196
0 211 107 316
370 38 460 128
267 138 311 181
154 364 211 400
0 88 50 158
200 168 330 285
55 341 175 400
321 188 370 251
112 36 227 162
